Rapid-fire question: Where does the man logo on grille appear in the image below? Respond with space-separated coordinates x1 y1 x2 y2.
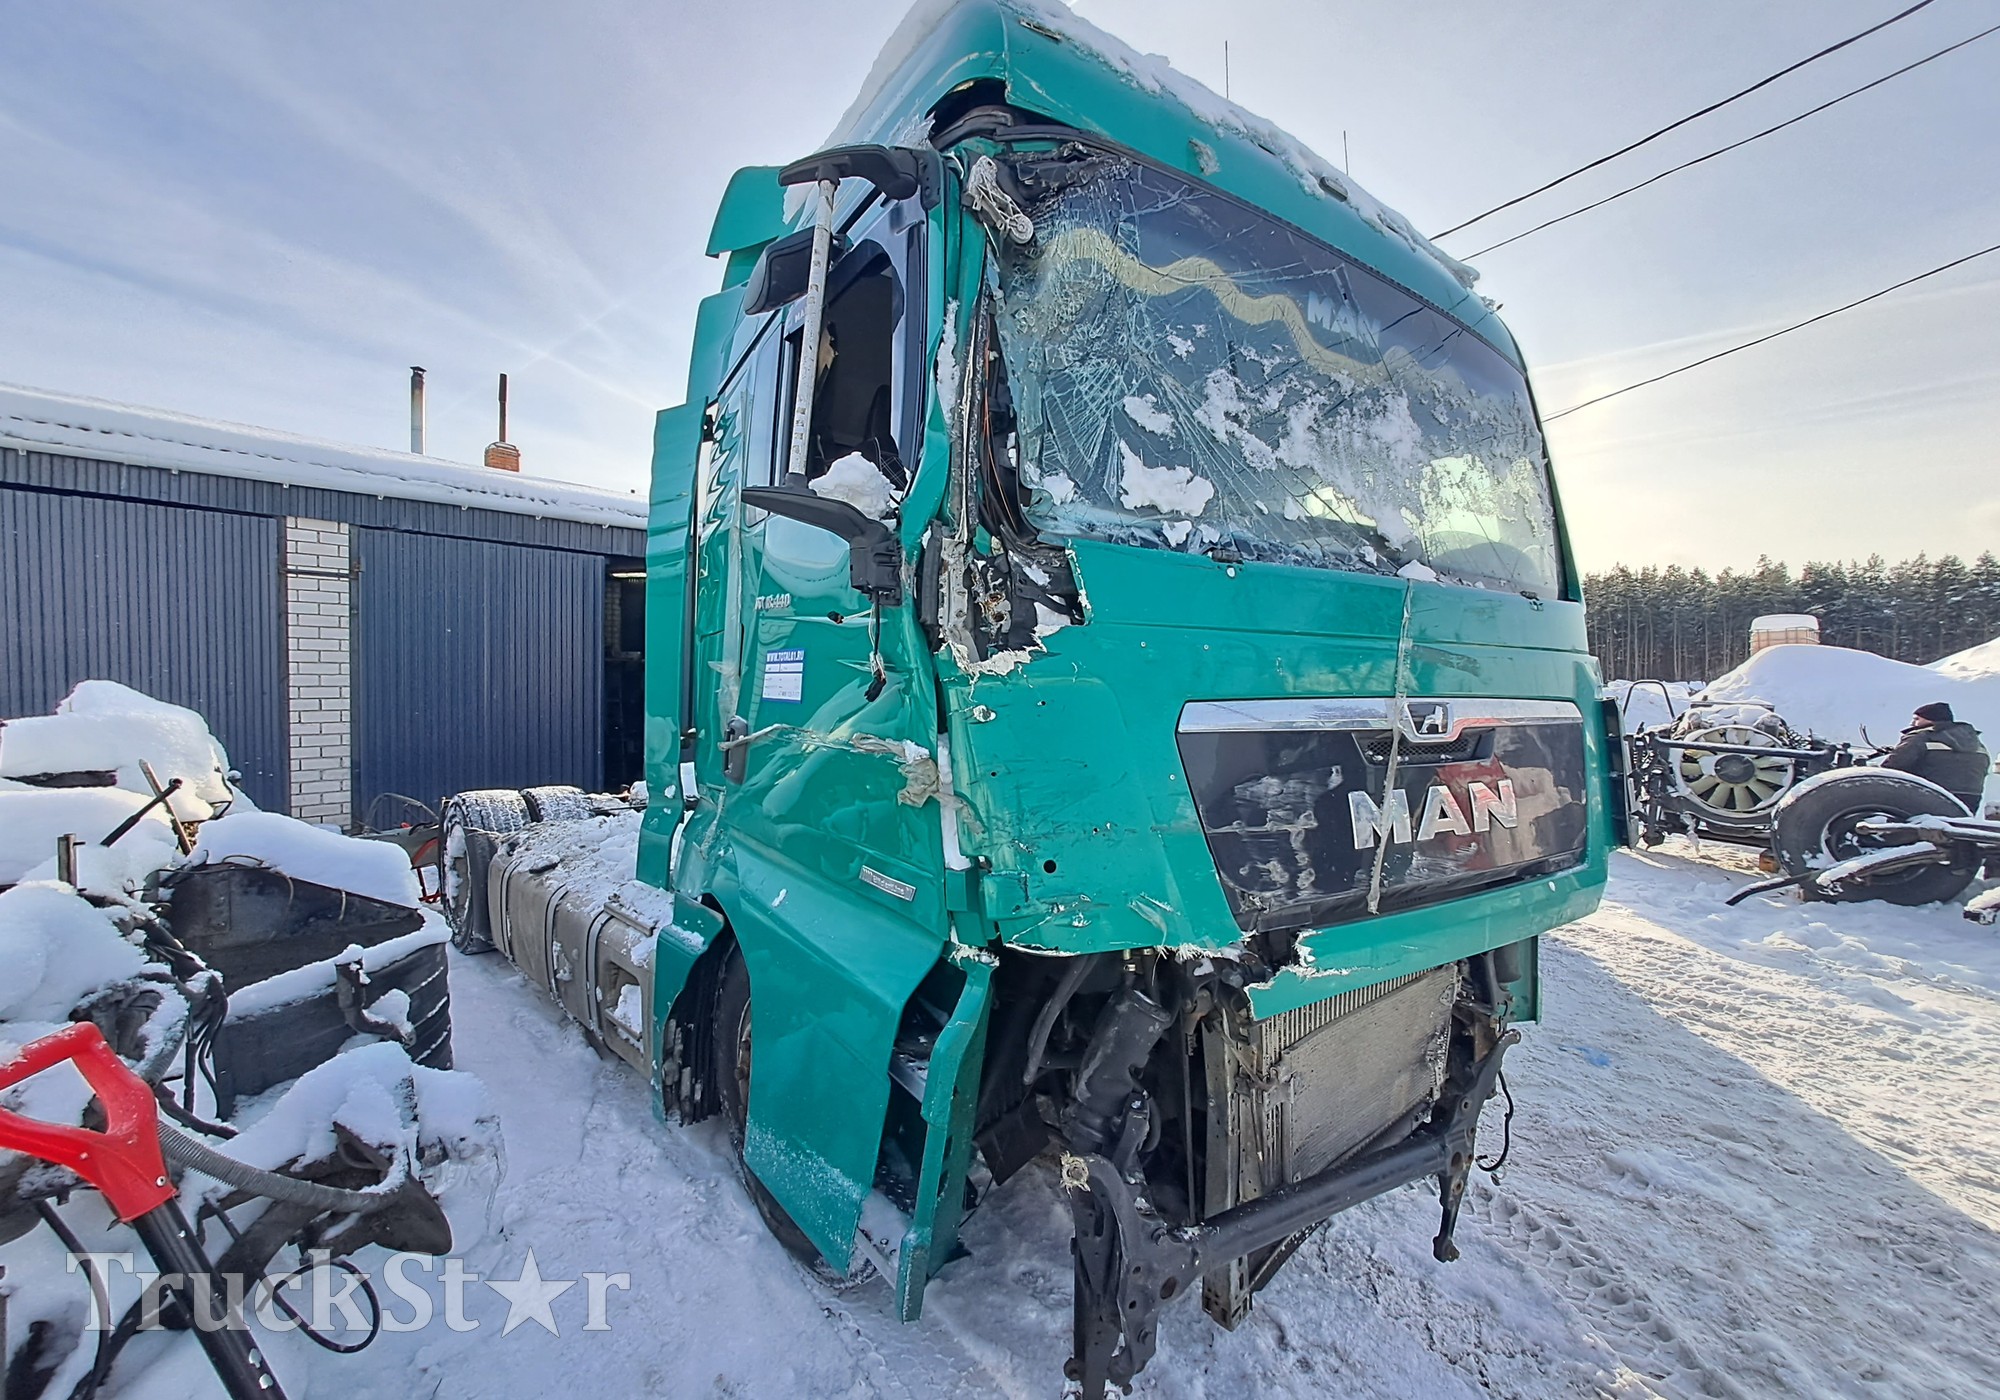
1405 701 1451 738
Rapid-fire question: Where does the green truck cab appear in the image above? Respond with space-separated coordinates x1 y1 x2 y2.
449 4 1616 1392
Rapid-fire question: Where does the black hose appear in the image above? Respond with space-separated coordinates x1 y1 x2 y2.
1022 957 1092 1085
35 1201 112 1400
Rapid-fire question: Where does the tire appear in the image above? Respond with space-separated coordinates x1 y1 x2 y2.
712 951 854 1283
1771 771 1976 906
439 790 529 952
521 785 593 823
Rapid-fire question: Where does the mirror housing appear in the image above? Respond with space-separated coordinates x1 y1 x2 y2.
742 486 903 605
778 145 941 208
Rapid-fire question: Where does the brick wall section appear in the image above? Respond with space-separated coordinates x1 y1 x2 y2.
284 518 353 827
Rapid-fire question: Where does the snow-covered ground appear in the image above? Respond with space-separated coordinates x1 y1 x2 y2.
162 842 1989 1400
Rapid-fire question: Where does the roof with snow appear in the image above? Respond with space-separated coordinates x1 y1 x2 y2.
812 0 1511 364
0 381 646 530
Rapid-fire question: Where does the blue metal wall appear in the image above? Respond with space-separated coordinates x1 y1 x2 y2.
0 488 288 807
353 528 604 819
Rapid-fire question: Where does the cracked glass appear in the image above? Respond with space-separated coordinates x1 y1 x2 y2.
987 148 1562 596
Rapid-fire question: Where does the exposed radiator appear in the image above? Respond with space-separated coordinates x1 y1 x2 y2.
1243 964 1458 1192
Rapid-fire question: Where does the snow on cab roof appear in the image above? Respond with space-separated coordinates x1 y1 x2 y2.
0 381 646 530
828 0 1484 301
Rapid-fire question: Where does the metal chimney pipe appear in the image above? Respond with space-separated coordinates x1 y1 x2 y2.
409 366 426 455
498 372 509 443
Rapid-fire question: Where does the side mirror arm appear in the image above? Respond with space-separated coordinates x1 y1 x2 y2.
778 145 942 209
742 486 903 605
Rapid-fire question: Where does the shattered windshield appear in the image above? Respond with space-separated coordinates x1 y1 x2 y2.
987 148 1562 595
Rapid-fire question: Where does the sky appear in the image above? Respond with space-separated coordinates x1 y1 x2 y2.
2 0 1996 574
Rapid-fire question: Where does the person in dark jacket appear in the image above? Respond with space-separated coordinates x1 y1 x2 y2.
1877 702 1990 811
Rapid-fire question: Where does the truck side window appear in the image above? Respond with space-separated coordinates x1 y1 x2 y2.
795 208 918 490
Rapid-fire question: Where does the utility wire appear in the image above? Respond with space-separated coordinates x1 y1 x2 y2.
1466 22 2000 259
1543 241 2000 420
1432 0 1940 239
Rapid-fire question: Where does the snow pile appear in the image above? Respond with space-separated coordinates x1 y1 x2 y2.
0 787 178 889
1700 643 1999 810
0 885 153 1178
0 882 147 1024
216 1039 499 1183
0 679 239 820
810 452 902 520
1601 680 1706 734
1930 633 2000 682
0 381 645 529
189 810 421 907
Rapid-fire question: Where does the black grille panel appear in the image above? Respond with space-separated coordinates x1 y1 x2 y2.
1361 731 1491 765
1176 701 1589 937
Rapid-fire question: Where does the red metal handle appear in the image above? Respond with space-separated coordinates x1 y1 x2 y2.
0 1022 174 1221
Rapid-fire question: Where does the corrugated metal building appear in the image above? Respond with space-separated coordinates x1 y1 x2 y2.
0 383 648 827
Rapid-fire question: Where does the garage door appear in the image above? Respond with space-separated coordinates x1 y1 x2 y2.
353 528 603 821
0 488 287 808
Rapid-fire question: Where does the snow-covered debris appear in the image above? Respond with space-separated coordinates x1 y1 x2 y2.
0 381 645 529
0 787 177 887
225 925 448 1020
189 810 421 907
1 680 237 819
809 451 902 520
1699 643 2000 808
215 1039 499 1182
0 882 146 1024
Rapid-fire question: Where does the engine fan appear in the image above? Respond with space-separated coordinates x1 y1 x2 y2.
1672 724 1797 818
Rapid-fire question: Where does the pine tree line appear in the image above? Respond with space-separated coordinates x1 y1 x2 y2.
1584 552 2000 683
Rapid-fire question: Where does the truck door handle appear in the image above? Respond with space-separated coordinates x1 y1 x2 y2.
720 717 786 783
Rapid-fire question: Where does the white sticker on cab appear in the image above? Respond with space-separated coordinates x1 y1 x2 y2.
764 649 804 703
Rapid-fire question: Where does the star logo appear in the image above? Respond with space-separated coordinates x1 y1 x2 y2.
485 1249 575 1336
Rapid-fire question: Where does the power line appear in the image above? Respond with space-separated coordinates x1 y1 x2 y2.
1431 0 1940 239
1465 21 2000 259
1542 241 2000 421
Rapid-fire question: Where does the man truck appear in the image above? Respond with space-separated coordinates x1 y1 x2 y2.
440 3 1620 1392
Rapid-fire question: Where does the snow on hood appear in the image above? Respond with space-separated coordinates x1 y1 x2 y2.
188 810 421 907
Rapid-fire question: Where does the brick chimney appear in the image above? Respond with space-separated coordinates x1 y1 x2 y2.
485 372 521 471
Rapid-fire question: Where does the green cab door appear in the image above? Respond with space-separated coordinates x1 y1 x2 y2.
693 189 953 1266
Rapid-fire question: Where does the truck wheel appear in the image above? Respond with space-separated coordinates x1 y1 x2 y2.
712 951 855 1285
1771 771 1976 906
521 785 593 823
439 790 529 952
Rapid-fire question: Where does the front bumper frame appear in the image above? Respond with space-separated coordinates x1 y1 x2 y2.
1062 1026 1518 1396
